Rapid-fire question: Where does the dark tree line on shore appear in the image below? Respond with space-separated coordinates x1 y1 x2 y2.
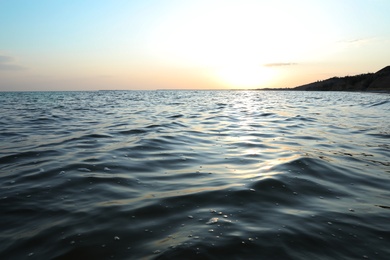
293 66 390 91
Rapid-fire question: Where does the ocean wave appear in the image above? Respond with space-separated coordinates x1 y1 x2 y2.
0 91 389 259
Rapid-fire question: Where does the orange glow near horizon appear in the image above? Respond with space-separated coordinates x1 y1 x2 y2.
145 1 334 90
214 65 277 89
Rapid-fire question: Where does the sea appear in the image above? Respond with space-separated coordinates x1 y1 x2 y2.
0 90 389 259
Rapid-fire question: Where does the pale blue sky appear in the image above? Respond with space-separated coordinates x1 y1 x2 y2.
1 0 389 90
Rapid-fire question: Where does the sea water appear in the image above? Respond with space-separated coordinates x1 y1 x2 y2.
0 90 389 259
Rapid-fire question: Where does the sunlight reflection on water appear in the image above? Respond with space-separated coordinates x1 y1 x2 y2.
0 90 389 259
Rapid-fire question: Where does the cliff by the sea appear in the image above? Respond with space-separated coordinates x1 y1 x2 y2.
294 66 390 92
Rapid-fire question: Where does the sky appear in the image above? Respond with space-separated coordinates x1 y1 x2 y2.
1 0 390 91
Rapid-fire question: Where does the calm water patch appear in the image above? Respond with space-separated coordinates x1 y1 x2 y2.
0 90 389 259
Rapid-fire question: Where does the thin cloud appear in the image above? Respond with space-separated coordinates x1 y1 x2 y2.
338 37 374 46
0 55 13 63
0 55 26 71
264 63 298 67
0 64 26 70
347 38 367 43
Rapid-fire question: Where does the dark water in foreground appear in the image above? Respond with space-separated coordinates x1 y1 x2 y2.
0 90 389 259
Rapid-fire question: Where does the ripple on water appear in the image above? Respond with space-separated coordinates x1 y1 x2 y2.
0 91 389 259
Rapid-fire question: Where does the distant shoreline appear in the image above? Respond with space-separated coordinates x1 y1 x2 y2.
281 65 390 92
256 88 390 93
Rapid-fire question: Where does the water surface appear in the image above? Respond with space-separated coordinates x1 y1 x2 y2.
0 90 389 259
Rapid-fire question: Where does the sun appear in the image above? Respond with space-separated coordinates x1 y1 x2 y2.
148 2 292 89
215 64 276 89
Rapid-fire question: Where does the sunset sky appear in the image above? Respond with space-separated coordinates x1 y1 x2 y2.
1 0 389 91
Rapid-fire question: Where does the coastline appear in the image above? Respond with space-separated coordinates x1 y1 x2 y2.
288 66 390 92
